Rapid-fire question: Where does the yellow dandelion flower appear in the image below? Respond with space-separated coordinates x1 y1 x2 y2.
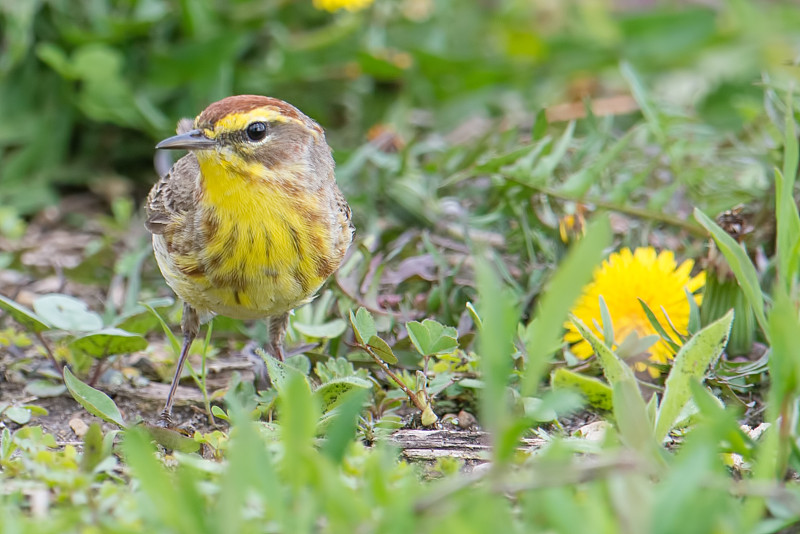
564 247 705 377
313 0 374 12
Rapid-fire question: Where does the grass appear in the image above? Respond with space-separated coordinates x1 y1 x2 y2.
1 0 800 532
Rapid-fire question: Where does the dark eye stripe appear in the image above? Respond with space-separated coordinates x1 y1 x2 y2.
246 122 268 142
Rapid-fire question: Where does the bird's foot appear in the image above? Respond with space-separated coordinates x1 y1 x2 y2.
157 409 175 428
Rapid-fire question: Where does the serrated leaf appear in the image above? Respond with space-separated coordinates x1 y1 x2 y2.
551 367 613 411
569 315 636 385
293 319 347 339
34 294 103 332
367 335 397 363
314 376 373 412
654 310 733 442
70 328 147 358
258 348 304 394
349 308 376 345
63 366 126 428
0 293 51 333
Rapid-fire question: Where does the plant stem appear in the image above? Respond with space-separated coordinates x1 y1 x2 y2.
359 342 428 413
36 332 62 377
505 178 704 236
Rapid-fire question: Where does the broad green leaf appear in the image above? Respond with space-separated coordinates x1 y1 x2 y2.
406 319 458 356
654 310 733 442
293 319 347 339
522 216 611 395
349 307 376 345
569 315 636 386
367 335 397 364
314 376 373 413
70 328 147 358
0 293 51 333
34 294 103 332
694 208 767 338
63 367 126 428
551 367 613 411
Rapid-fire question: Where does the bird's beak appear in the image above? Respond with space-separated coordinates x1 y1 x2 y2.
155 129 216 150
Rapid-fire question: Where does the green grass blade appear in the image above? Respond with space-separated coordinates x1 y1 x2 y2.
694 208 767 339
522 216 611 395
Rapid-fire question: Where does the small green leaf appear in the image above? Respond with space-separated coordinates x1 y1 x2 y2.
63 367 126 428
314 376 373 413
465 302 483 330
421 404 438 426
0 293 51 333
406 319 458 356
349 308 377 345
293 319 347 339
70 328 147 358
34 294 103 332
654 310 733 442
211 405 230 422
24 379 66 397
4 406 31 425
367 335 397 364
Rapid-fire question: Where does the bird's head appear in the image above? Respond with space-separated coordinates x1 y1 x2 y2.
156 95 331 183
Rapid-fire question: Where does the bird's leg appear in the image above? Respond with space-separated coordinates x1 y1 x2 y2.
267 312 290 362
159 303 199 426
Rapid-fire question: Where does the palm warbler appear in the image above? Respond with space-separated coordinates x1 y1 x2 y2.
146 95 353 424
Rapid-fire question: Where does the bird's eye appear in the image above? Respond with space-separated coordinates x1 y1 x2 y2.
245 122 268 142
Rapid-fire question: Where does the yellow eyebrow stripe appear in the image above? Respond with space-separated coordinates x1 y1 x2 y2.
199 107 304 137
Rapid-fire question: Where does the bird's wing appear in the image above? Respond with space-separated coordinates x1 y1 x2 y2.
145 154 200 235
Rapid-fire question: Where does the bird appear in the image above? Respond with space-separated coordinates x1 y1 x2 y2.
145 95 354 425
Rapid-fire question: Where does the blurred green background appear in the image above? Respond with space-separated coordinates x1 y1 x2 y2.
2 0 797 217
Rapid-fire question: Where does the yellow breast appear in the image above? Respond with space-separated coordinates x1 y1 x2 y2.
161 155 334 319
